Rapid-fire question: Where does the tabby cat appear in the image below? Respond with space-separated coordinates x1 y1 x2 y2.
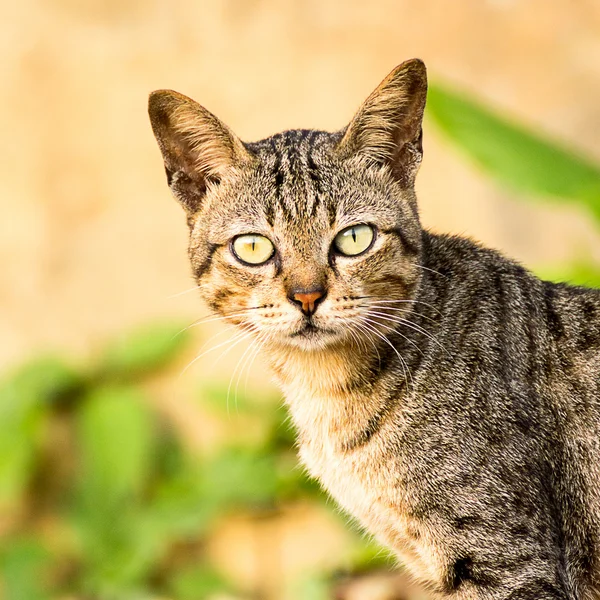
148 59 600 599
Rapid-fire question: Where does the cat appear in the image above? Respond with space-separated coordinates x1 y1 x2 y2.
148 59 600 599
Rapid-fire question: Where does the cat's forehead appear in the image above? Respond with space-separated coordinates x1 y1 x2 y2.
246 129 339 224
245 129 396 224
248 129 335 226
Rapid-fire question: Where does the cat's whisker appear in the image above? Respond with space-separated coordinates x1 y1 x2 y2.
179 325 255 378
409 263 449 279
352 319 381 368
393 317 449 357
214 329 262 416
344 318 370 355
175 304 277 340
189 324 236 358
244 331 271 396
361 312 425 357
167 285 201 299
176 311 249 338
358 318 413 386
360 305 447 357
239 331 269 405
186 304 278 329
348 320 382 369
358 302 440 326
356 296 444 317
227 331 265 415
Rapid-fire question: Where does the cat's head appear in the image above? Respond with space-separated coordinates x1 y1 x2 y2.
148 59 427 352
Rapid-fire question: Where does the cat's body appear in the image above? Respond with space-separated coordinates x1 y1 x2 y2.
148 60 600 598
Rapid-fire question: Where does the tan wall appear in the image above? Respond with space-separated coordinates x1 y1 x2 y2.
2 0 600 369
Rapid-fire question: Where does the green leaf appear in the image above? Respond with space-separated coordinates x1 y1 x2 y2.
0 356 79 511
426 84 600 218
2 356 83 405
76 385 156 508
535 260 600 289
98 322 191 380
168 564 234 600
0 537 52 600
74 509 169 598
72 387 163 595
202 447 279 509
145 443 218 540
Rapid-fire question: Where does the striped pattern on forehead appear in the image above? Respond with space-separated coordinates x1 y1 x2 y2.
248 129 332 223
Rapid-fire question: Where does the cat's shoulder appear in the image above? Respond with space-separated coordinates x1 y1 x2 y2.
422 230 530 277
423 230 600 310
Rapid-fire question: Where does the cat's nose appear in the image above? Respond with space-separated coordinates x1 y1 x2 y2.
290 288 326 316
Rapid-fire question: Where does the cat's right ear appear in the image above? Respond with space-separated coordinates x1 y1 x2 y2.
148 90 254 213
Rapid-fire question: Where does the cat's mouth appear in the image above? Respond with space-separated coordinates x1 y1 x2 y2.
290 321 321 338
290 320 335 340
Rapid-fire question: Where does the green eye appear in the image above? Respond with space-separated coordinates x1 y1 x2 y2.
232 234 274 265
333 224 375 256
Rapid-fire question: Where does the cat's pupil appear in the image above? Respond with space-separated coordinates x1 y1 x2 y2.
351 228 357 243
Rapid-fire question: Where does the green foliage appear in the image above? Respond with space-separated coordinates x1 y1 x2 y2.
0 321 343 600
427 84 600 218
534 259 600 289
73 386 160 597
168 565 233 600
289 572 332 600
427 81 600 289
0 356 80 512
77 386 156 508
0 322 197 599
202 447 278 508
0 537 53 600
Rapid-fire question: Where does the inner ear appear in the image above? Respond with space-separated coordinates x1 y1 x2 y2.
337 58 428 186
148 90 254 213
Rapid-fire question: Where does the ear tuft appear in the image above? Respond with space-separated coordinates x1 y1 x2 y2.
337 58 428 186
148 90 253 212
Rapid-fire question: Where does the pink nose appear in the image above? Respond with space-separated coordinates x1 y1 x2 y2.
293 290 324 315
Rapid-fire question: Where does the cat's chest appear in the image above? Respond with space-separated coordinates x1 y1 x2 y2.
284 385 448 587
284 385 397 509
299 430 399 528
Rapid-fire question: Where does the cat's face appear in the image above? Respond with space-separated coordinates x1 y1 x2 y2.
149 59 428 351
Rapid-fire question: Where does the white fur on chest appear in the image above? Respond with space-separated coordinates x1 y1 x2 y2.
299 430 398 536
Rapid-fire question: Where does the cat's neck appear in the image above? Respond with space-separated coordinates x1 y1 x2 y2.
265 342 396 453
268 341 369 396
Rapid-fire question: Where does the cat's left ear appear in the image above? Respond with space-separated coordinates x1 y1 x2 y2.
148 90 254 213
337 59 427 187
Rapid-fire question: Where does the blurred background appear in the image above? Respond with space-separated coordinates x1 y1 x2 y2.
2 1 600 598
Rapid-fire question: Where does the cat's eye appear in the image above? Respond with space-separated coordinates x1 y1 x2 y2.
231 234 275 265
333 224 375 257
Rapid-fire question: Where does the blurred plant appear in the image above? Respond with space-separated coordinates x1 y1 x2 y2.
0 323 386 600
427 83 600 285
427 83 600 215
